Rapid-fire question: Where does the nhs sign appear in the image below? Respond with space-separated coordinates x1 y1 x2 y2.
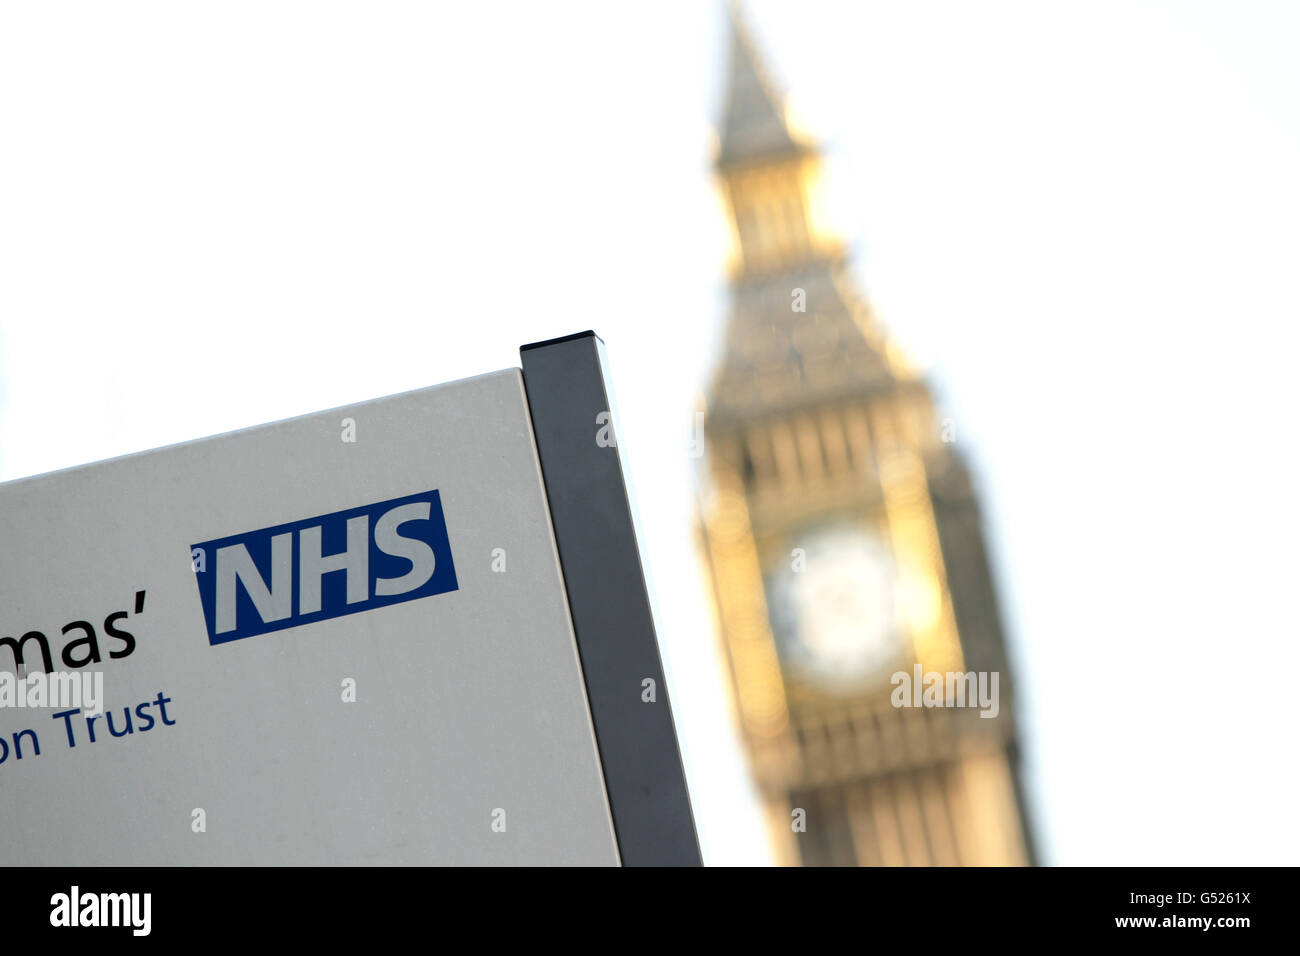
192 489 458 645
0 339 696 866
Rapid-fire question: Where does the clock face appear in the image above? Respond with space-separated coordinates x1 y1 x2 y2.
765 524 904 693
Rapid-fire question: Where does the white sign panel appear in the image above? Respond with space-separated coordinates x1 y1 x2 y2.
0 370 620 865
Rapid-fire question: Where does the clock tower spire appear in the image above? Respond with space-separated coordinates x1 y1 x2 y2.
710 11 905 426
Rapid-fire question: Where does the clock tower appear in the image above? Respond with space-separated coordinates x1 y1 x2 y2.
699 13 1035 865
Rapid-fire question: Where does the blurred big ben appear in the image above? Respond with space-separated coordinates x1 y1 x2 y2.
699 11 1036 866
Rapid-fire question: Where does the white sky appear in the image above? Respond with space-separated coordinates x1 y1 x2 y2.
2 1 1298 865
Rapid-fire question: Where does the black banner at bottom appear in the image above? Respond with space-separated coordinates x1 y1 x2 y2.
0 865 1276 942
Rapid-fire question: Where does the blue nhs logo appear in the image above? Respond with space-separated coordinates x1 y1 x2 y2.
192 489 459 645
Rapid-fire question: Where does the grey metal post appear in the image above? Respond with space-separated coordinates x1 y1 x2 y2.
520 332 702 867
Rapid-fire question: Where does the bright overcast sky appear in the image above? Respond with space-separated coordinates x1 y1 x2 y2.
2 1 1298 865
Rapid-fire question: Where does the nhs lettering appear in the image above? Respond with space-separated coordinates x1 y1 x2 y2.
192 490 458 645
